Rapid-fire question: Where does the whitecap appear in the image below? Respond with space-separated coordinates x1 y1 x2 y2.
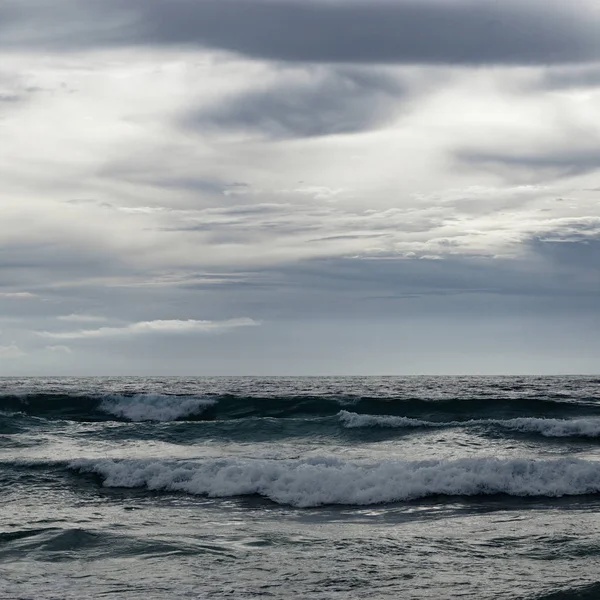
70 456 600 507
98 394 216 422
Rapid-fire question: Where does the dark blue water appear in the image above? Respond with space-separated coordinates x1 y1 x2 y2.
2 376 600 599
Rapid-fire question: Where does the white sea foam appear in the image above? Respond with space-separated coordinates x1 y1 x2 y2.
338 411 600 438
338 410 434 428
98 394 216 422
498 417 600 438
70 456 600 507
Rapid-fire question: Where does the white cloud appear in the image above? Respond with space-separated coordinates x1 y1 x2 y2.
0 344 26 359
45 345 73 354
40 318 259 340
0 292 37 298
57 314 107 322
281 186 349 201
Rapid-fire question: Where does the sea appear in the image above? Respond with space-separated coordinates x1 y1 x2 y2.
2 376 600 600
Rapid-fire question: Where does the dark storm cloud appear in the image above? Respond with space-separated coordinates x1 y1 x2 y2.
2 0 600 66
184 68 405 138
456 148 600 180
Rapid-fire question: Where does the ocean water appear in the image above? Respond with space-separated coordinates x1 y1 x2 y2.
2 376 600 599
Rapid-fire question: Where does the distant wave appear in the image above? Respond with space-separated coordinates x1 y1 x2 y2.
339 411 435 428
98 394 216 422
70 456 600 507
2 390 600 423
0 393 217 422
338 411 600 438
496 417 600 438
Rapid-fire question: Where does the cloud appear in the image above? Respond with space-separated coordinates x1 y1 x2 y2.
95 167 228 196
0 292 37 298
3 0 600 66
456 147 600 181
1 5 599 376
185 67 406 138
0 343 26 359
172 247 600 325
40 318 259 340
529 222 600 271
57 314 107 322
536 65 600 90
0 93 21 103
45 345 72 354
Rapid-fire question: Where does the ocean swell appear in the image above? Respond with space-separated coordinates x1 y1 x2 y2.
70 456 600 507
98 394 216 422
3 387 600 423
0 393 217 422
338 411 600 438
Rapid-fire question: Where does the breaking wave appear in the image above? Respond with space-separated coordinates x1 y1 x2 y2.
98 394 216 422
338 411 600 438
0 393 217 422
70 456 600 507
3 390 600 423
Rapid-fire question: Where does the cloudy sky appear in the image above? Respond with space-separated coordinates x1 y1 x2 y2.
1 0 599 375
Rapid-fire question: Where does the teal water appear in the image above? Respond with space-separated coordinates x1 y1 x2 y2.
2 376 600 599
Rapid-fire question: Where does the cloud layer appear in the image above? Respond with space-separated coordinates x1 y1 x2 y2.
3 1 600 66
40 319 259 340
1 1 599 374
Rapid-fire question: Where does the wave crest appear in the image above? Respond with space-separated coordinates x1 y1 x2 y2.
3 387 600 423
98 394 216 422
70 456 600 507
338 411 600 438
338 410 432 428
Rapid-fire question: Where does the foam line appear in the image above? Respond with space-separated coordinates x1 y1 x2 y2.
70 456 600 507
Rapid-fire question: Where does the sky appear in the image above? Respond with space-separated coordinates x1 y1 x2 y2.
1 0 599 376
